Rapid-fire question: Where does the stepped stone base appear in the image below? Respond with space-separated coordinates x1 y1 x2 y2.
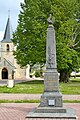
27 107 77 119
27 92 77 119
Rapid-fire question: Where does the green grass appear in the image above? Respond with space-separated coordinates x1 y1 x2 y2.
0 100 40 103
0 100 80 103
0 79 80 94
63 100 80 103
60 79 80 94
0 80 44 94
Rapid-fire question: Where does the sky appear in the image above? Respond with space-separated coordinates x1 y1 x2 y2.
0 0 24 41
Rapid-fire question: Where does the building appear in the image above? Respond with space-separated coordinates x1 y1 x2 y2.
0 17 30 80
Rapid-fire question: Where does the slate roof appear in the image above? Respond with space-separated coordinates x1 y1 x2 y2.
1 17 13 43
3 58 16 69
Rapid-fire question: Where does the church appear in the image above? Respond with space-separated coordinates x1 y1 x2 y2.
0 17 30 80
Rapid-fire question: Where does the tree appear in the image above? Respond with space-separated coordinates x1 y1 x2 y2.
56 19 80 82
12 0 80 82
13 0 50 66
52 0 80 82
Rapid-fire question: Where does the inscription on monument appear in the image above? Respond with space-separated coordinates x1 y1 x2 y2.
47 47 55 69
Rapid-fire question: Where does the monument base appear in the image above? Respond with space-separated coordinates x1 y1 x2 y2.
27 92 77 119
39 92 63 107
27 107 77 119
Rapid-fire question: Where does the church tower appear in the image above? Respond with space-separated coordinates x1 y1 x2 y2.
1 16 14 63
0 16 29 80
0 16 15 80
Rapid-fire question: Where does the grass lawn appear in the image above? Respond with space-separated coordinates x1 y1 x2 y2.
60 78 80 94
0 78 80 94
0 100 80 103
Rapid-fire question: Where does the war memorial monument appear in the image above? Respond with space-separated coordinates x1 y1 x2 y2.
27 15 77 119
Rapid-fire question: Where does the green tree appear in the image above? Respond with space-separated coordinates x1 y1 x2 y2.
52 0 80 82
56 19 80 82
13 0 49 66
12 0 80 82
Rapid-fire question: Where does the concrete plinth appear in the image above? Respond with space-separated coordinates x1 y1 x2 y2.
39 92 62 107
40 70 62 107
7 79 14 88
27 107 77 119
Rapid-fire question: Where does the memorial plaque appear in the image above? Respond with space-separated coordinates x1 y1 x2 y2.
48 100 55 106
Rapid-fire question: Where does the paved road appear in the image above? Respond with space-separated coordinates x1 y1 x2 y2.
0 94 80 120
0 94 80 100
0 103 79 120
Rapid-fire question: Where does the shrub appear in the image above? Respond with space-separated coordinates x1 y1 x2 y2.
35 70 40 77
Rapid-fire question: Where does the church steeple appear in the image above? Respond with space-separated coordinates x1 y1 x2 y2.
1 16 13 43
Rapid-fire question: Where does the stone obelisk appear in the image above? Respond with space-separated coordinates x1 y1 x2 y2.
39 15 62 107
27 15 77 119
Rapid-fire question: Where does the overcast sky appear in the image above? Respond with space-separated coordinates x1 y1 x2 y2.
0 0 24 41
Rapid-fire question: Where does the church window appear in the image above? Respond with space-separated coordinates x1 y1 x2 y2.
6 44 10 51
